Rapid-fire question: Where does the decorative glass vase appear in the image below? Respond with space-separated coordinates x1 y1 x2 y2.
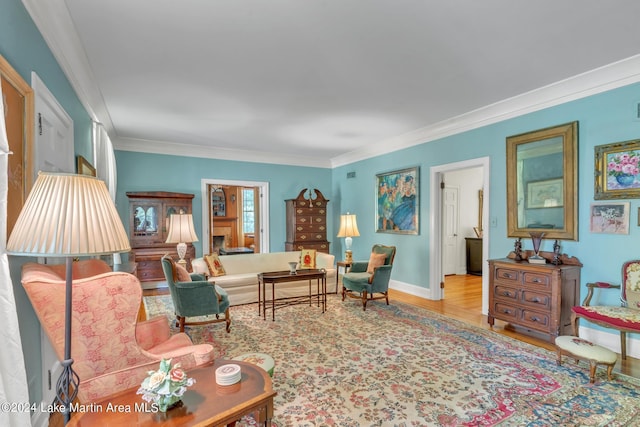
528 231 546 264
288 261 298 275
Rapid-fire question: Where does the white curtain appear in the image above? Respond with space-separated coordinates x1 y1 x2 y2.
0 83 31 425
92 122 117 201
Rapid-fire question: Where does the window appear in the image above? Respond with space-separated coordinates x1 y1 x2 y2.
242 188 255 233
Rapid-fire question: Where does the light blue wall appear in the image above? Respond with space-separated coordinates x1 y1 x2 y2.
4 0 640 407
1 0 93 407
114 151 333 256
334 81 640 311
0 0 93 158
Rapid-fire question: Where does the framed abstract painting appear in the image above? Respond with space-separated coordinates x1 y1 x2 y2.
376 167 419 234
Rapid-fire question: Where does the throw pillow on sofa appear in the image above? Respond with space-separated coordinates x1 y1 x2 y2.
366 252 387 274
204 253 226 277
300 249 316 269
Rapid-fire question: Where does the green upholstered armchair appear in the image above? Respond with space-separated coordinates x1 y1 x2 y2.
161 255 231 333
342 244 396 310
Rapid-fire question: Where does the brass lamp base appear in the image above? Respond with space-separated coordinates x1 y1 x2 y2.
344 250 353 263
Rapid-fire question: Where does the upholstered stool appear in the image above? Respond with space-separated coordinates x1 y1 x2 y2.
232 352 275 377
555 336 617 383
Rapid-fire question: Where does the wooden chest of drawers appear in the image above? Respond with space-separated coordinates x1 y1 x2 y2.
132 246 196 282
285 188 330 253
488 257 581 342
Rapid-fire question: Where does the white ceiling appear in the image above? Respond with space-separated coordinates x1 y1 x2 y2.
23 0 640 167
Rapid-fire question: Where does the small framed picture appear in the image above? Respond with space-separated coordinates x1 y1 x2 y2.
76 155 96 177
590 202 630 234
594 139 640 199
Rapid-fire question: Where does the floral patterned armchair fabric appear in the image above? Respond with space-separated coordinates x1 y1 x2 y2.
572 259 640 360
21 259 214 403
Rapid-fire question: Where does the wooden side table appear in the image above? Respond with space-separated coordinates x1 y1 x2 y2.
336 261 352 294
258 269 327 321
67 359 276 426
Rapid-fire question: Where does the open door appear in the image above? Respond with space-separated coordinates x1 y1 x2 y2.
201 179 269 255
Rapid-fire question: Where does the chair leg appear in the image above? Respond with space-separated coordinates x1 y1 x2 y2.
606 363 614 381
589 360 597 384
362 291 368 311
342 287 346 301
621 331 627 360
178 316 186 333
571 312 579 336
384 291 389 305
225 307 231 333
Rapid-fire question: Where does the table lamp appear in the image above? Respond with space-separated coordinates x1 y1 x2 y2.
7 172 130 425
165 213 199 268
336 212 360 263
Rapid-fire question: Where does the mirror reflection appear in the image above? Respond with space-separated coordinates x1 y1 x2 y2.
507 122 578 241
515 136 564 229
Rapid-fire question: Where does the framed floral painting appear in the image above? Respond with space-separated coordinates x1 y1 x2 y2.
594 139 640 199
590 202 630 234
376 167 419 234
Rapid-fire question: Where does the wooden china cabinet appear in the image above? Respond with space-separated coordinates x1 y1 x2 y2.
126 191 196 281
285 188 330 253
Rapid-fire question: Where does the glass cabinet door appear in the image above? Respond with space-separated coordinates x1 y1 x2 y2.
131 202 162 244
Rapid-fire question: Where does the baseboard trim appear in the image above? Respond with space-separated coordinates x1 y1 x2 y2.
578 326 640 360
389 280 432 300
30 401 49 427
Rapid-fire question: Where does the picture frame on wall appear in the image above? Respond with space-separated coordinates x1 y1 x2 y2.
376 166 419 234
1 54 35 238
526 178 564 208
77 155 96 177
594 139 640 200
589 202 630 234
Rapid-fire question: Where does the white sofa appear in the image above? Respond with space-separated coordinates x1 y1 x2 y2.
191 251 336 306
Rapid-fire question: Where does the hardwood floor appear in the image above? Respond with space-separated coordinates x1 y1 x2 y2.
389 274 640 378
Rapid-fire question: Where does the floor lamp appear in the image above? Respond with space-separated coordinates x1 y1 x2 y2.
7 172 130 425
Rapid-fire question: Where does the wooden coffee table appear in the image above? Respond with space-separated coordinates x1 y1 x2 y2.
258 269 327 321
67 359 276 426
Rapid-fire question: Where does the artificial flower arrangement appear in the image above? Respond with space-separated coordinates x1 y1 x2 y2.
137 359 195 412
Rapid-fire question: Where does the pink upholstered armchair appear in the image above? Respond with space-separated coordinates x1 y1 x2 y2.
21 259 214 403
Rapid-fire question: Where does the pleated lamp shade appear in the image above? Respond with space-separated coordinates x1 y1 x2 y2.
336 213 360 262
165 214 199 244
7 172 130 257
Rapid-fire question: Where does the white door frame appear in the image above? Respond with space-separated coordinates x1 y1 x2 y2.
201 178 270 254
429 157 490 314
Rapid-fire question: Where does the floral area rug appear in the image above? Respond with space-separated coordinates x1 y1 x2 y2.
144 294 640 426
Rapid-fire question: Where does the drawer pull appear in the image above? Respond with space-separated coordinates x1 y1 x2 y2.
531 316 540 322
502 309 512 314
532 278 541 283
502 291 513 297
501 273 514 279
531 297 540 303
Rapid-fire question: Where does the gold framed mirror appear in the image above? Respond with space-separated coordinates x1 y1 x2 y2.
506 121 578 241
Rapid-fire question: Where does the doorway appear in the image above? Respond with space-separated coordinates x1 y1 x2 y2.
200 179 270 255
429 157 490 314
